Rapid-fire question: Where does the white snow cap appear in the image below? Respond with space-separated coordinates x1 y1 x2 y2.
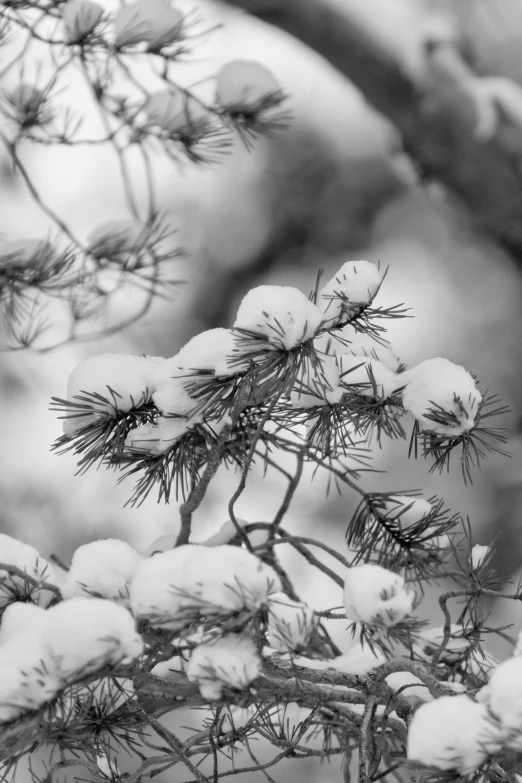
318 261 382 324
124 416 191 455
130 545 280 628
62 539 143 606
267 593 317 652
407 695 499 772
42 597 143 681
113 0 183 49
175 329 247 377
381 496 433 528
0 534 56 607
129 545 200 629
337 354 403 399
470 545 490 570
484 657 522 749
402 358 482 436
328 643 386 676
0 238 57 270
316 326 402 372
0 602 47 644
64 353 158 434
151 654 186 679
343 565 414 627
0 644 61 722
385 672 432 702
216 60 281 113
187 634 261 700
415 625 470 664
234 286 323 350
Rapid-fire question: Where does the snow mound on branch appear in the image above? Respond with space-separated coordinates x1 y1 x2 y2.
187 634 261 700
130 545 281 628
0 533 56 607
234 286 323 350
62 539 143 606
381 496 433 528
402 358 482 436
174 328 248 377
318 260 382 324
266 593 317 652
343 564 414 627
64 353 158 434
407 695 500 772
42 597 144 681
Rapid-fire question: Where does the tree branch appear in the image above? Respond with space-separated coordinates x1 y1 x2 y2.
220 0 522 256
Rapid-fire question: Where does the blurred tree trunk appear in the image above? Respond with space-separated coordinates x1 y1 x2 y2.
219 0 522 261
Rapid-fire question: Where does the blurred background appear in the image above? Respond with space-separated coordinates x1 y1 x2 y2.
2 1 522 780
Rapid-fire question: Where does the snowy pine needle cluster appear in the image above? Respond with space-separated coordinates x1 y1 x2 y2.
0 249 517 783
0 0 287 350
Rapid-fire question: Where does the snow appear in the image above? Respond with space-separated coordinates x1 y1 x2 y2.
407 695 500 772
175 329 247 377
216 60 281 113
0 238 57 269
42 597 144 681
234 286 324 350
327 643 386 676
402 358 482 436
337 354 403 399
381 495 433 528
318 261 382 324
187 634 261 700
266 593 317 652
470 544 490 570
124 416 191 455
484 657 522 749
129 545 204 629
152 375 202 420
182 545 281 614
64 353 158 434
62 538 143 606
0 598 141 720
151 655 186 679
113 0 183 49
62 1 104 45
0 533 57 607
130 544 280 628
0 645 61 722
87 220 144 258
0 602 46 644
343 565 415 627
199 518 270 549
385 672 432 701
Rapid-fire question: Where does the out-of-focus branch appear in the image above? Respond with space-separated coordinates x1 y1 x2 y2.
220 0 522 256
